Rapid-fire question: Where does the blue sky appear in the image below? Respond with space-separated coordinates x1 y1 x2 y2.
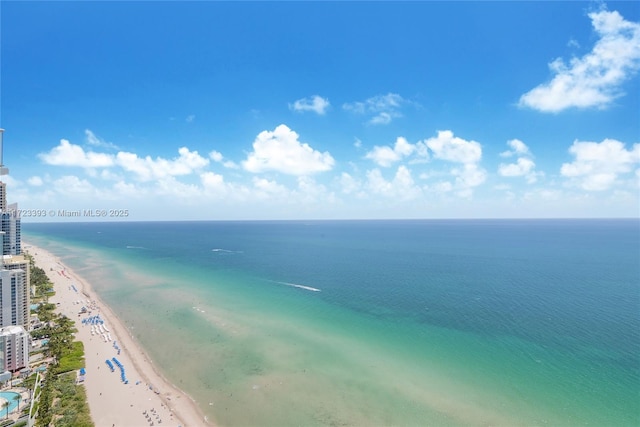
1 1 639 221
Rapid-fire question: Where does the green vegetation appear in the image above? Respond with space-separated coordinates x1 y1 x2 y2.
30 304 59 341
56 341 85 374
26 254 55 302
33 338 93 426
30 303 78 358
11 395 20 414
35 370 54 427
22 377 34 391
35 370 93 427
26 255 94 427
51 373 93 427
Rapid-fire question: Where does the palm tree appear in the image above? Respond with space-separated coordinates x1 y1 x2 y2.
57 315 77 335
12 393 21 414
2 399 8 420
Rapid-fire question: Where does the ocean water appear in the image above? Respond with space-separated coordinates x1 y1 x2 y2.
23 220 640 426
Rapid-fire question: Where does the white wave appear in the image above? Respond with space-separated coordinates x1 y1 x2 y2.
126 245 147 249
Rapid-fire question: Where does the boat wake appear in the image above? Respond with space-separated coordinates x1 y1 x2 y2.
276 281 321 292
126 245 147 250
211 248 243 254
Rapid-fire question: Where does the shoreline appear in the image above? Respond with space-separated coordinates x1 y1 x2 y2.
25 241 212 427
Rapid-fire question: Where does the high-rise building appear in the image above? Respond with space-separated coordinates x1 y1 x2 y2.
0 129 30 333
0 325 29 372
0 267 29 328
1 203 21 256
0 182 6 212
0 130 27 375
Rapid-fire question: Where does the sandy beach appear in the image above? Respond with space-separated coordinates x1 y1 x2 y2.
25 242 211 427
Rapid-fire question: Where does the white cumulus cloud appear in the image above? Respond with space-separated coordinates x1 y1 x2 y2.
201 171 225 189
498 139 542 183
365 137 422 167
116 147 209 181
519 8 640 112
499 158 536 176
365 137 430 167
242 124 335 175
209 150 238 169
499 158 536 177
366 166 422 201
500 139 531 157
560 138 640 191
39 139 115 168
209 151 223 162
420 130 486 196
289 95 330 115
425 130 482 164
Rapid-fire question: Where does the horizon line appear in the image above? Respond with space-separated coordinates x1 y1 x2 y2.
20 217 640 225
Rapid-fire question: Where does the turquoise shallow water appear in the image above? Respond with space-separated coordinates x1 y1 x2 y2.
0 392 20 418
24 219 640 426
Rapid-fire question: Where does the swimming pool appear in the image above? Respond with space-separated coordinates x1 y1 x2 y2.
0 392 21 417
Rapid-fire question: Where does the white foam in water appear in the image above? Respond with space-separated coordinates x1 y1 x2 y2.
211 248 244 253
126 245 147 249
277 281 321 292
